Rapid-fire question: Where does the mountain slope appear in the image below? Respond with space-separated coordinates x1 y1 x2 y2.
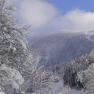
29 33 94 69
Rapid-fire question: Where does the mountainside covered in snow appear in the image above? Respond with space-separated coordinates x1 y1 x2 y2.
30 33 94 69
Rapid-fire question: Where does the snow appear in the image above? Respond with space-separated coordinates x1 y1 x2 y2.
0 92 5 94
85 31 94 41
33 80 63 94
0 64 24 89
0 87 5 94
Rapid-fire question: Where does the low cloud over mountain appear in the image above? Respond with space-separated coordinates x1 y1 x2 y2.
30 33 94 69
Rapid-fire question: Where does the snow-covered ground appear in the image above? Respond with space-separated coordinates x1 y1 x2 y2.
31 80 86 94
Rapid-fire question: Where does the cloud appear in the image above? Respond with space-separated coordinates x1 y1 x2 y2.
61 9 94 33
19 0 94 34
20 0 58 29
6 0 17 5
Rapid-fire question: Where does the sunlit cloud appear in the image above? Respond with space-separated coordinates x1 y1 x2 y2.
20 0 58 29
61 9 94 33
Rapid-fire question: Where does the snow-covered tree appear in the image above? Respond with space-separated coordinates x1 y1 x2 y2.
0 0 33 93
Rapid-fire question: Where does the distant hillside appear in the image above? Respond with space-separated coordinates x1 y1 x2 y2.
29 33 94 69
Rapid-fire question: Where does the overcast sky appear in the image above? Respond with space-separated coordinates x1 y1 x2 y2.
7 0 94 36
